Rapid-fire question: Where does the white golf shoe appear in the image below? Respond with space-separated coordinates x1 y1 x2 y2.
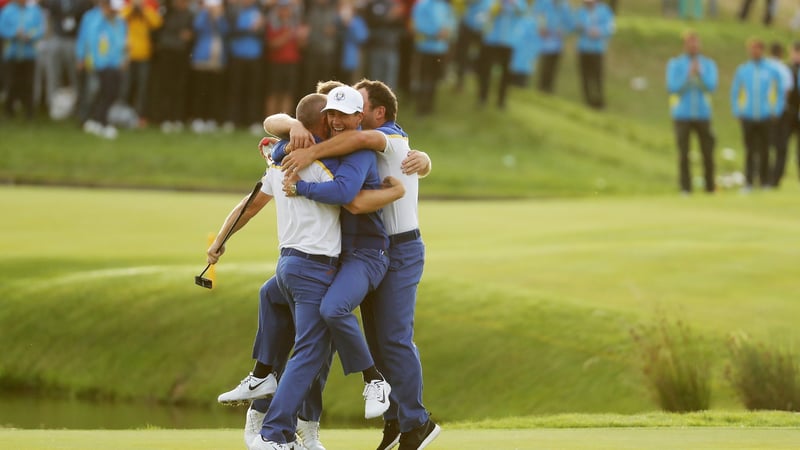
363 379 391 419
82 119 102 135
296 418 325 450
101 125 118 140
250 436 307 450
218 372 277 405
244 406 266 450
249 436 290 450
191 119 205 134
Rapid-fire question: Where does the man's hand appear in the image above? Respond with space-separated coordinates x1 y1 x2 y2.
689 59 700 76
288 122 315 151
382 176 402 189
282 146 315 173
207 244 225 265
382 176 405 197
259 136 278 163
282 171 300 196
401 150 431 176
251 15 264 32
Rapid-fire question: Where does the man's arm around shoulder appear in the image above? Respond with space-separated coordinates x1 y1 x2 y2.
282 130 388 173
344 176 406 214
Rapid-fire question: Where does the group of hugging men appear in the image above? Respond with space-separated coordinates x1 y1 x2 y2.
205 78 438 450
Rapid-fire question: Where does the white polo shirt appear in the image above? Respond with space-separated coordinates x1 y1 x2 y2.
374 123 419 236
262 160 341 257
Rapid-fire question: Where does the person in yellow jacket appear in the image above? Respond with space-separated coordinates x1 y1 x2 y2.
120 0 162 127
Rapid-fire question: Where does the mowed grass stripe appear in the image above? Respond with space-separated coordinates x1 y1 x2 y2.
5 263 278 290
3 426 800 450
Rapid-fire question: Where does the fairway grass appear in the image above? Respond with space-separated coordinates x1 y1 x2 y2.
3 186 800 424
3 425 800 450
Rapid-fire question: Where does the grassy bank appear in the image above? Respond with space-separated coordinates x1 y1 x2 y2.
2 186 799 426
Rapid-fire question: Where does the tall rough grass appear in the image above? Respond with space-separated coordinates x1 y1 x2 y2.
726 333 800 411
630 314 711 412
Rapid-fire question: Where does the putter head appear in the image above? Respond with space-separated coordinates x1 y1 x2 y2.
194 276 213 289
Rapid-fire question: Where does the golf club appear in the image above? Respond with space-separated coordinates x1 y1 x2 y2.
195 180 263 289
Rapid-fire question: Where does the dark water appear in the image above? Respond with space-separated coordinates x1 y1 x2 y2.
0 396 250 429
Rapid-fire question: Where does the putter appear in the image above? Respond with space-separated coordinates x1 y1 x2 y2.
195 180 263 289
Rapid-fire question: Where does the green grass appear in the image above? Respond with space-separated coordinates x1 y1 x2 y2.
2 185 799 426
4 414 800 450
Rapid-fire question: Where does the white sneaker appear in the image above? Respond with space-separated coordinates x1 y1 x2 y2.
249 123 264 136
161 121 174 133
82 120 102 135
218 372 277 405
249 436 291 450
102 125 118 140
244 406 266 450
296 418 325 450
363 379 391 419
191 119 205 133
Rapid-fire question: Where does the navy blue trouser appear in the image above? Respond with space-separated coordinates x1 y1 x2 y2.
321 248 389 375
261 255 337 443
361 236 429 432
251 276 330 422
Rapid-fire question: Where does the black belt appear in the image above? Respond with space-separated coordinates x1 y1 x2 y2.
280 248 339 266
389 228 420 245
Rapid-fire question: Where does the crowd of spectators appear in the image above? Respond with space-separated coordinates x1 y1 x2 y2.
0 0 618 139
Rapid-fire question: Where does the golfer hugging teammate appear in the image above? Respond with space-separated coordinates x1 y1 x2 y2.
206 80 437 450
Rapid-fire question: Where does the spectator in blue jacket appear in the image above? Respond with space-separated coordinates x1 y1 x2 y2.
574 0 615 110
532 0 572 94
509 7 539 87
730 38 786 191
666 31 718 194
453 0 486 92
337 0 368 85
476 0 527 110
79 0 127 139
189 0 228 133
411 0 456 115
40 0 92 119
74 0 104 123
779 42 800 185
362 0 405 90
224 0 263 131
766 42 794 188
151 0 194 132
0 0 45 119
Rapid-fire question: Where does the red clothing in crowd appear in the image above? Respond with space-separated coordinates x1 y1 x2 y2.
266 23 302 64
